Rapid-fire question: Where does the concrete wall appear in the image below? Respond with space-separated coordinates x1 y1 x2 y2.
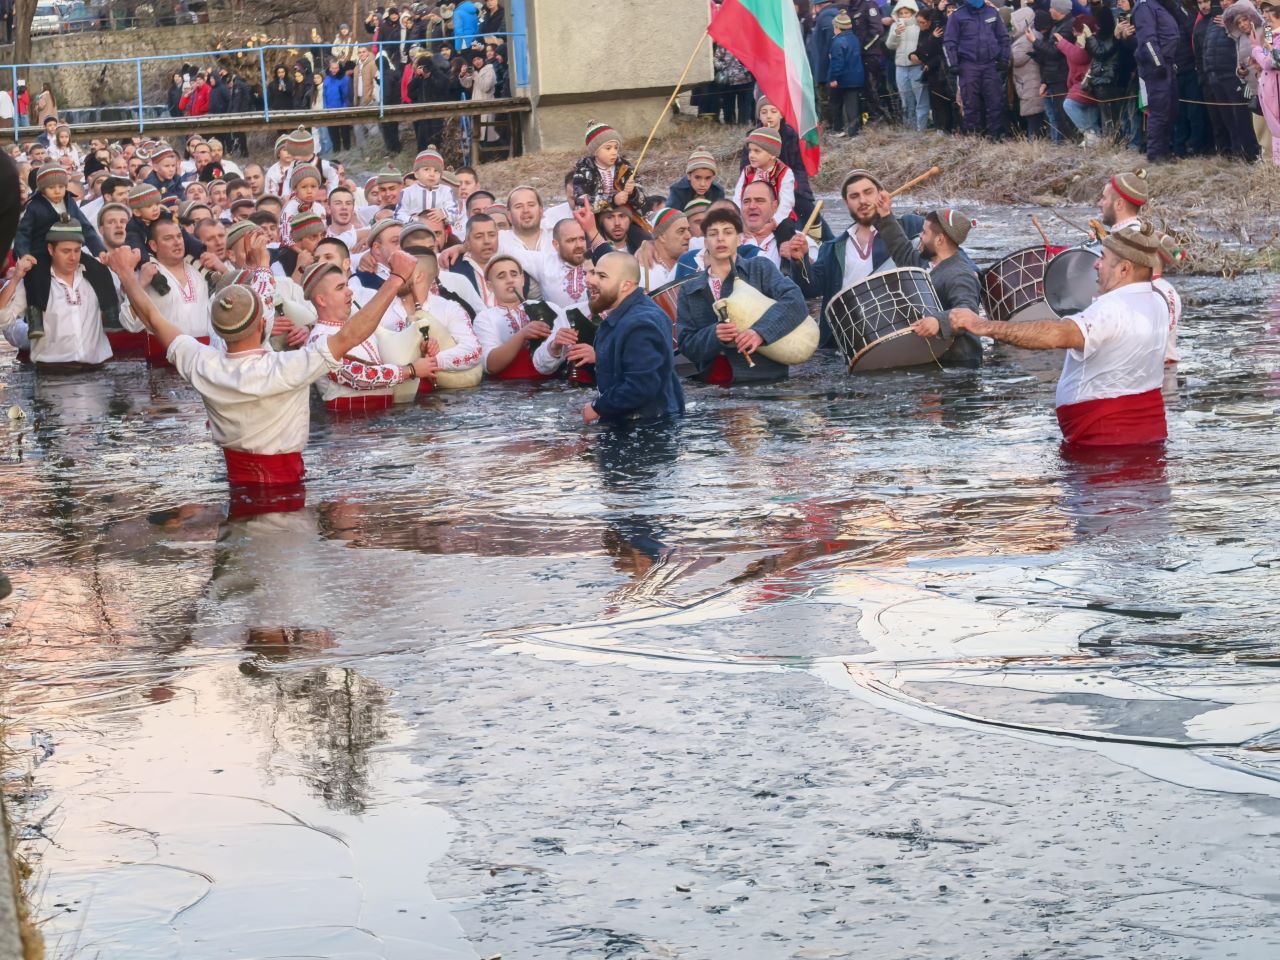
0 24 247 115
523 0 713 152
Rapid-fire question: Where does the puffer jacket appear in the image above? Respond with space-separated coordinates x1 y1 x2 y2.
1201 12 1243 83
1032 15 1075 87
1084 31 1122 89
1010 7 1046 115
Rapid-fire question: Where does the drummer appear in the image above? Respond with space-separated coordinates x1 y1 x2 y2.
675 205 810 385
1097 170 1181 365
862 192 985 367
789 170 922 347
949 223 1173 447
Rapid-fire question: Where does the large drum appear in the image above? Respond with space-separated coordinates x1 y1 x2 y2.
651 274 697 328
1044 247 1101 317
826 267 953 373
980 246 1057 325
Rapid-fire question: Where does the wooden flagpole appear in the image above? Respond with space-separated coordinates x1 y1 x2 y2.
631 30 710 182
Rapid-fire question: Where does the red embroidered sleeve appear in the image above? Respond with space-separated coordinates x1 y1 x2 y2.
330 358 409 390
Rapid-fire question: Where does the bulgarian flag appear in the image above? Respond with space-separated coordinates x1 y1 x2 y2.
709 0 821 176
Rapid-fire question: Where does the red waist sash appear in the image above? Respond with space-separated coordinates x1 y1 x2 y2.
223 447 306 486
107 331 148 357
705 354 734 385
417 377 436 396
325 393 396 413
492 345 552 382
1056 387 1166 447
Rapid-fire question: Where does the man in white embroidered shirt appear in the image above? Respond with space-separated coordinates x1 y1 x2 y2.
949 222 1173 447
0 220 142 368
108 245 419 486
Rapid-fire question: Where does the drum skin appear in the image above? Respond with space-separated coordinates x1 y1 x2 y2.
1044 248 1101 318
827 268 953 373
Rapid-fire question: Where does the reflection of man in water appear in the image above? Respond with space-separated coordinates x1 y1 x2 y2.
951 223 1174 448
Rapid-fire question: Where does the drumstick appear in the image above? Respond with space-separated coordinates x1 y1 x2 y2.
801 201 824 238
1089 218 1107 243
889 166 941 199
1031 215 1051 247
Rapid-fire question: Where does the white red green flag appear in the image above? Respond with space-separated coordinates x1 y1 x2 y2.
708 0 821 175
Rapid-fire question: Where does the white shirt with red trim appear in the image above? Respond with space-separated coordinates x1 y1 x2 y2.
472 301 569 376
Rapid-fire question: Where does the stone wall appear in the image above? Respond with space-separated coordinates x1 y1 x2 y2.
0 24 256 117
523 0 713 152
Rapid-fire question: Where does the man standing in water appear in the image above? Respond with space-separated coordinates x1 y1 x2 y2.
107 245 418 485
948 223 1173 447
568 252 684 425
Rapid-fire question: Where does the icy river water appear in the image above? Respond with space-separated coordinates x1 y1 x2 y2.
2 201 1280 959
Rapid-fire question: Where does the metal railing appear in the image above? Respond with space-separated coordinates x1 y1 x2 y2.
5 35 528 141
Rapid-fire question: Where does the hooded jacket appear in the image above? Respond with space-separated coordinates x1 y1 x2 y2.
1010 7 1047 114
886 0 923 67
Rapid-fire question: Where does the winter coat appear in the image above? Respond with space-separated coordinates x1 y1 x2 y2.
1084 31 1122 89
828 31 867 87
322 73 351 109
179 83 210 116
1193 6 1221 80
665 177 726 211
944 2 1012 70
267 77 294 112
885 2 922 68
589 289 685 423
1201 13 1242 83
14 192 106 260
571 155 647 212
207 78 231 114
914 26 951 90
806 4 841 82
1130 0 1180 77
848 0 888 62
735 122 819 225
1031 16 1074 87
1223 0 1265 94
1010 8 1046 114
166 82 184 118
479 4 506 36
453 0 481 48
1058 32 1097 103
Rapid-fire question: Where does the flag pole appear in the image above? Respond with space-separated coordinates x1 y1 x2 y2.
631 30 710 182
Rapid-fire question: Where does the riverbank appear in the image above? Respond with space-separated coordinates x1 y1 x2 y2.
336 121 1278 274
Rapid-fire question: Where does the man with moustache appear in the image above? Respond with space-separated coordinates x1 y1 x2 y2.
789 169 923 347
568 252 684 425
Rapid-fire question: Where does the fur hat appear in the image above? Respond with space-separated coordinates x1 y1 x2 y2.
414 146 445 171
301 260 342 300
289 210 326 241
1101 221 1167 270
35 164 68 191
210 285 265 343
128 182 163 210
746 127 783 158
290 164 322 190
585 120 621 153
932 208 976 247
686 146 718 176
46 217 84 246
225 219 258 251
1110 170 1149 207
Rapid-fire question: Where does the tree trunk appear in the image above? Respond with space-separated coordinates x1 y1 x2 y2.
13 0 36 120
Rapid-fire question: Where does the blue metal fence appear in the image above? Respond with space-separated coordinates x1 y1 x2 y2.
6 34 527 141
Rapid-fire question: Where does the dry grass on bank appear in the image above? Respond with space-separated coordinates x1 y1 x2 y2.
332 118 1277 275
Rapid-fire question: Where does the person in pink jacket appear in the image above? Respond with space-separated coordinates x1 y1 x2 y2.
1248 0 1280 164
1058 15 1102 144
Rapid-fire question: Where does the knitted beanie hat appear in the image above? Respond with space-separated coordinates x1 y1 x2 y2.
289 210 327 241
215 268 253 293
36 164 68 191
649 207 686 237
128 182 163 210
834 10 853 27
179 200 210 221
1101 221 1166 270
746 127 783 158
585 120 620 153
368 218 404 244
290 164 322 190
686 146 718 176
683 196 713 215
225 219 258 251
841 168 884 194
284 127 315 154
46 217 84 245
400 222 435 250
151 143 178 164
301 260 342 300
414 146 445 171
376 172 403 187
210 285 265 343
97 202 131 225
933 208 976 247
1110 169 1149 207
